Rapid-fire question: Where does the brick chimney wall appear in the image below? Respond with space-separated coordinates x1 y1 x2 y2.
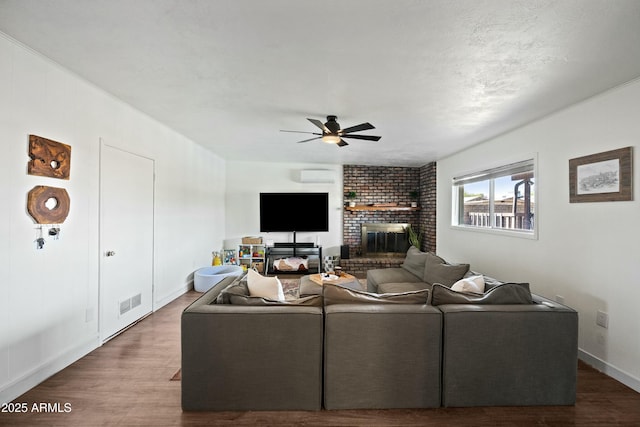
419 162 437 253
342 163 436 259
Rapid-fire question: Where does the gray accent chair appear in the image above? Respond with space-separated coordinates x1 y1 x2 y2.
181 276 323 411
323 303 442 409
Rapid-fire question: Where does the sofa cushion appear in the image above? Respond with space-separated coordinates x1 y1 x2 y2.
423 253 470 286
401 246 428 278
428 282 532 306
451 275 485 293
378 282 430 293
228 293 323 306
323 282 429 305
247 269 285 301
366 267 424 293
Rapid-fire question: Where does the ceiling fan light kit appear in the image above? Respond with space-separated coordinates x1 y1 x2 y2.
322 135 341 144
282 115 381 148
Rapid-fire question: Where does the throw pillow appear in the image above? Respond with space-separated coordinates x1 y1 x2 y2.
428 282 532 306
423 252 470 286
465 270 505 290
247 269 285 301
401 246 428 278
215 280 249 304
451 275 485 293
323 282 429 305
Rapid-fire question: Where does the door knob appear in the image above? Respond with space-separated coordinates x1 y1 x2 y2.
106 251 116 257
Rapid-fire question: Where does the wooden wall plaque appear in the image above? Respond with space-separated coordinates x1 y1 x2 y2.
569 146 633 203
27 186 70 224
28 135 71 180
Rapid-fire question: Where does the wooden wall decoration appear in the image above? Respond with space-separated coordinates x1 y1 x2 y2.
28 135 71 180
27 186 70 224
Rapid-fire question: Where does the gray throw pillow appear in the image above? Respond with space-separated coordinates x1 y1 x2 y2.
215 281 249 304
465 270 505 290
423 252 470 286
428 282 532 306
401 246 428 278
323 282 429 305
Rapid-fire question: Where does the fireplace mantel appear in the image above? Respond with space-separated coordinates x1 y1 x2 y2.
345 205 420 212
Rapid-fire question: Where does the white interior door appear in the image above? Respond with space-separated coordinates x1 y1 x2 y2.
100 143 154 341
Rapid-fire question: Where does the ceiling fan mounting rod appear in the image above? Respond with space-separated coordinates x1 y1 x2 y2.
325 115 340 133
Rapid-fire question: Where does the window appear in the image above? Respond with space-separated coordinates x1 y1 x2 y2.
452 158 536 236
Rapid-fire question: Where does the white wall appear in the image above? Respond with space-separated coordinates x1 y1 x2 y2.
0 34 225 403
225 161 343 256
437 78 640 392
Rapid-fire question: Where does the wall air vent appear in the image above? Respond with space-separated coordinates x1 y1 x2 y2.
131 293 142 309
119 299 131 316
119 293 142 316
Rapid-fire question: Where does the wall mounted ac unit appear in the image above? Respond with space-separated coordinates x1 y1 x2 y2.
297 169 336 183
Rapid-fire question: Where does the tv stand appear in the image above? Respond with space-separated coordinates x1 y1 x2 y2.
265 244 322 274
274 242 314 249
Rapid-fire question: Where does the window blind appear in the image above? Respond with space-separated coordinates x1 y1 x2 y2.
453 159 534 186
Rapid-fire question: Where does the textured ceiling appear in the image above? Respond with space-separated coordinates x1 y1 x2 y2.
1 0 640 166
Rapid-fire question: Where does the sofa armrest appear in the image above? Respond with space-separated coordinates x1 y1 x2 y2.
181 301 323 411
439 301 578 407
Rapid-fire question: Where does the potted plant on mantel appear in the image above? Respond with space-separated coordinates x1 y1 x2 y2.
346 191 357 207
409 190 419 208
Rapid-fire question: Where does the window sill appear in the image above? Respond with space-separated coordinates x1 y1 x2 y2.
450 225 538 240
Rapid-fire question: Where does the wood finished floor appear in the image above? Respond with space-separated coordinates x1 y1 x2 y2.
3 290 640 426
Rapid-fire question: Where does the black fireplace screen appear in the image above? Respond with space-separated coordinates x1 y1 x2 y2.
361 223 410 256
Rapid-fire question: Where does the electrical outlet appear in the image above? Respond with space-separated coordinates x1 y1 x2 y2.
85 308 94 323
596 310 609 328
555 295 565 304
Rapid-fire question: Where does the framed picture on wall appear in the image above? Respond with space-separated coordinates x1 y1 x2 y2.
569 146 633 203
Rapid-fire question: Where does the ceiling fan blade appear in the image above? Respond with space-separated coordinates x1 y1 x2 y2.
341 134 381 141
296 136 322 143
337 139 349 147
280 130 322 135
340 122 375 134
307 118 329 133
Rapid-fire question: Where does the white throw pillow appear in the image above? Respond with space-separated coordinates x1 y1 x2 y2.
450 275 485 293
246 269 285 301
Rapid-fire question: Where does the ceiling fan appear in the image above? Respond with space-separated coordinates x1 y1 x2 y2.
281 115 381 147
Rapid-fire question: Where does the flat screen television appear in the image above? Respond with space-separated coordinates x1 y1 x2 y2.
260 192 329 232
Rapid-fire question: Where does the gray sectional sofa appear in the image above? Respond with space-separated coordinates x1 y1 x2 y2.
182 247 578 411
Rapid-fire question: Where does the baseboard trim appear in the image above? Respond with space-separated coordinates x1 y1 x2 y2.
579 349 640 393
0 335 100 404
154 280 193 311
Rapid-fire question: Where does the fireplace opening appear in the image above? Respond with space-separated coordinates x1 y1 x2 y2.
361 223 410 256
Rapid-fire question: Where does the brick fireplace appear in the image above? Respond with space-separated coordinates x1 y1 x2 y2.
340 163 436 277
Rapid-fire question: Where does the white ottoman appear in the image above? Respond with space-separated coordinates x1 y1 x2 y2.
194 265 244 292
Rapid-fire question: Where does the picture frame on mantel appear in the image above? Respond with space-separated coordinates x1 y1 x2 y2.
569 146 633 203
